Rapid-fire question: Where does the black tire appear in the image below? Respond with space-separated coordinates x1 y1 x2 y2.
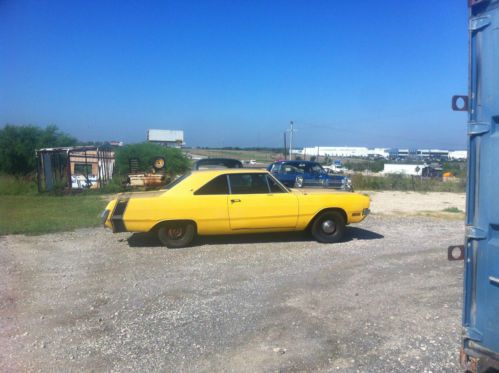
157 222 196 248
310 211 345 243
294 175 304 188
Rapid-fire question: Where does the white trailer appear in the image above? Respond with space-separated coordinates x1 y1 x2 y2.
382 164 424 176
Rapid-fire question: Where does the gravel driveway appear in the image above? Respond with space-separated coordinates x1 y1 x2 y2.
1 214 464 372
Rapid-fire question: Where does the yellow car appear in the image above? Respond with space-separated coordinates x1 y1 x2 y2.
102 169 370 248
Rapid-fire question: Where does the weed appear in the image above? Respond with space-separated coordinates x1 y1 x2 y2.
442 207 463 213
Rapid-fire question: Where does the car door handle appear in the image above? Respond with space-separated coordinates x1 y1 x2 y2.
230 199 241 203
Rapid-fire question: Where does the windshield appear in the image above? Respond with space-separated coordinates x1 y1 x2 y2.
289 163 323 174
161 173 191 190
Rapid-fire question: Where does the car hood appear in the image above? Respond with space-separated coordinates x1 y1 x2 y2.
289 188 352 195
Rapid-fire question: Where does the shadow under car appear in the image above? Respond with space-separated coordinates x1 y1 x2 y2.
126 227 383 248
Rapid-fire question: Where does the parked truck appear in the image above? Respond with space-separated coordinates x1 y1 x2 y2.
449 0 499 371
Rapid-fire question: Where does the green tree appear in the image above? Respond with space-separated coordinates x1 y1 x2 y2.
0 124 77 175
115 143 190 177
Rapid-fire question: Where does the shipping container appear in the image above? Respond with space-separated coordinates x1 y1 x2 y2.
452 0 499 371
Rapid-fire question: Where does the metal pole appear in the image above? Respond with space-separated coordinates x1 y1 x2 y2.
283 132 287 160
289 121 294 160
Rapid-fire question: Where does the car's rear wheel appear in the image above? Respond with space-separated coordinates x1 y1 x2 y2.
157 222 196 248
294 176 304 188
310 211 345 243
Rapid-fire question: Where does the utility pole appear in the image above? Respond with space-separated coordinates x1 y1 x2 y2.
283 132 287 160
288 121 295 160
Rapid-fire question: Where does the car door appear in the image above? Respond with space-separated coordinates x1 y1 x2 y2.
307 164 322 183
192 174 230 233
227 173 298 230
275 163 296 186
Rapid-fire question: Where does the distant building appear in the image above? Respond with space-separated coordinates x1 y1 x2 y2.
147 129 185 148
301 146 390 159
448 150 468 160
416 149 449 160
300 146 467 161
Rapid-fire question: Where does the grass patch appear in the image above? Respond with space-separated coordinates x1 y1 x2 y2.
442 207 463 213
0 195 108 235
351 174 466 192
0 174 38 195
376 210 465 221
419 211 465 220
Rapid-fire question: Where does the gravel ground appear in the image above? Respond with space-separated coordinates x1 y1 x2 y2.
0 212 464 372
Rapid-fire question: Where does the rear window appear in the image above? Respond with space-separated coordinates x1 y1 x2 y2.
194 175 229 195
162 173 191 190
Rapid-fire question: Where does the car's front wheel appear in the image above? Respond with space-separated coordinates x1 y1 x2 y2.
157 222 196 248
310 211 345 243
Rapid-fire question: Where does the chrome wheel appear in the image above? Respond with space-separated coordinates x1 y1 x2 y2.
310 211 345 244
321 219 336 234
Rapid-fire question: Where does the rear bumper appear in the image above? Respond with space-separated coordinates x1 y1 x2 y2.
103 198 130 233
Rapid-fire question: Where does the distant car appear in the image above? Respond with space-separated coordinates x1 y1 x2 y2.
267 160 353 191
102 169 370 247
193 158 243 170
323 160 346 174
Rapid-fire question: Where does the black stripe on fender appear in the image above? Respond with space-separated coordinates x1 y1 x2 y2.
111 198 129 233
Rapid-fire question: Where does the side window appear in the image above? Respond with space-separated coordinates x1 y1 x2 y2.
297 163 307 173
283 164 298 174
311 164 323 173
74 163 93 176
229 174 270 194
270 163 281 173
194 175 229 195
267 175 286 193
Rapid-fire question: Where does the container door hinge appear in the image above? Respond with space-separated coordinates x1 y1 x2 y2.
464 327 483 342
466 226 487 240
469 16 491 31
468 121 490 135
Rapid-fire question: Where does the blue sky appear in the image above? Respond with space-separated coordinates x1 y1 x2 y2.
0 0 468 149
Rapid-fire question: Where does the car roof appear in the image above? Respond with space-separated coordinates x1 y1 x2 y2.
191 168 268 176
275 160 317 165
166 168 272 193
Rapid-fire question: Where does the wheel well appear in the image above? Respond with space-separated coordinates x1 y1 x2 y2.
151 219 198 233
307 208 347 230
